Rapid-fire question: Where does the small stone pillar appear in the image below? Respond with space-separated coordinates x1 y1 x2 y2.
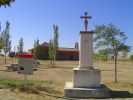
79 31 93 69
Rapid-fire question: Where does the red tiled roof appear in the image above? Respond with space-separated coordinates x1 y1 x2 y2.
28 42 79 52
58 47 79 52
41 42 49 46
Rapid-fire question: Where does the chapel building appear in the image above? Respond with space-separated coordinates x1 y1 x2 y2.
28 42 79 60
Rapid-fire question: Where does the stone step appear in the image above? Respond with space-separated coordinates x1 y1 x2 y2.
64 82 111 98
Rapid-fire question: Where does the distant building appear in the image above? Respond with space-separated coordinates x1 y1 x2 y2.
28 42 79 60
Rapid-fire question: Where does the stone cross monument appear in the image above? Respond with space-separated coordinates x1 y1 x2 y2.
79 12 93 69
80 12 92 31
64 12 110 98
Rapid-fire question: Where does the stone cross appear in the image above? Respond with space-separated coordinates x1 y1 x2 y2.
80 12 92 31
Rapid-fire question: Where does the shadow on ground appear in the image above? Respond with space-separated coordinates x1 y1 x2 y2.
53 66 73 69
0 70 12 72
39 66 73 69
111 90 133 98
40 91 133 100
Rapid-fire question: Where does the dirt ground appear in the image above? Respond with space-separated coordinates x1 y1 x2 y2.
0 57 132 83
0 57 132 100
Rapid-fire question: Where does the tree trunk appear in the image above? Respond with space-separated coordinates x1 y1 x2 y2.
4 54 6 63
124 58 125 64
12 57 13 64
53 56 56 66
114 52 117 83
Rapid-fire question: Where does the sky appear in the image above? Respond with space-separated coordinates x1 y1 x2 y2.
0 0 133 54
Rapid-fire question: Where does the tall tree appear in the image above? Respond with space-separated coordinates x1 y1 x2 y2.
17 37 24 54
0 32 3 51
130 54 133 65
94 23 127 83
48 39 54 65
0 0 15 7
8 40 11 53
1 21 11 63
53 25 59 62
48 25 59 66
34 38 41 59
121 45 131 64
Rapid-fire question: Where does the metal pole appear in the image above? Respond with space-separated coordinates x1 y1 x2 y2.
24 73 28 90
25 73 27 82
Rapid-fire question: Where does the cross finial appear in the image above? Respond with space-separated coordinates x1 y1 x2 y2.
80 12 92 31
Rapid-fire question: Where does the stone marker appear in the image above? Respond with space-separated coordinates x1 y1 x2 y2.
64 12 111 98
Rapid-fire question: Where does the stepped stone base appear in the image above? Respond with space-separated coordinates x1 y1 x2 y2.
64 82 111 98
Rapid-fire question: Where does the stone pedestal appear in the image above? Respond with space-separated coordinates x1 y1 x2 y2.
64 30 111 98
73 68 101 88
79 31 93 69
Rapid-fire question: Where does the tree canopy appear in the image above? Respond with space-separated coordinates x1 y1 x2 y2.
1 21 11 63
0 0 15 7
94 24 127 51
94 23 128 83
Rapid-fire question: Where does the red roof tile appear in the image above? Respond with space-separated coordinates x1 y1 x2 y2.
28 42 79 52
58 47 79 52
41 42 49 46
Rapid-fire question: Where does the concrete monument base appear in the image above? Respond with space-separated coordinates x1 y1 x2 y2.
64 82 111 98
73 68 101 88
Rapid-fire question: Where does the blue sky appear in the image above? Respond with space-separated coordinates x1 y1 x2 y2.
0 0 133 54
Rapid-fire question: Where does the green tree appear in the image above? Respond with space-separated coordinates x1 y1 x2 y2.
0 34 3 50
1 21 11 63
34 38 41 59
53 25 59 62
121 45 131 64
8 40 11 53
98 48 111 62
94 23 127 83
0 0 15 7
93 52 100 62
48 25 59 66
130 54 133 65
48 39 54 65
17 37 24 54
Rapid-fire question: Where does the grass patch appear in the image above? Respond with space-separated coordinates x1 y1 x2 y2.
105 82 133 92
0 79 64 96
0 79 54 89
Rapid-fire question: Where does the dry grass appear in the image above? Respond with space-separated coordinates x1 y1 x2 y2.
0 57 132 99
